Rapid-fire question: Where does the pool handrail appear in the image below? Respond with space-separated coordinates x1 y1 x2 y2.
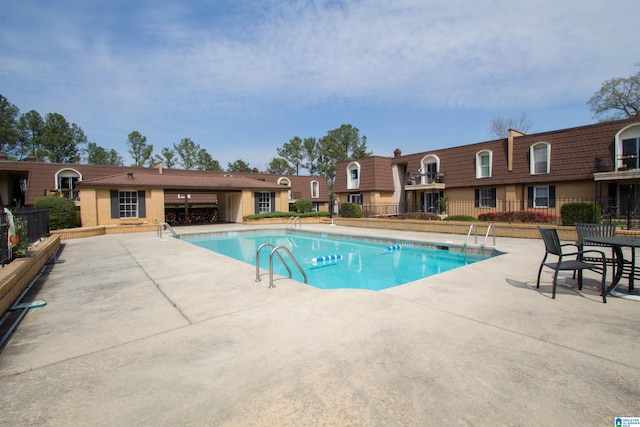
464 223 495 249
286 216 301 228
256 243 291 282
269 246 307 288
255 243 307 287
157 222 179 238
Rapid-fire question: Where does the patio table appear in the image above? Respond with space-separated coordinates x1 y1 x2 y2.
584 236 640 295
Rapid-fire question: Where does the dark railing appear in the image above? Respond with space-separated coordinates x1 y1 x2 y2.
0 211 8 265
12 208 50 244
0 208 50 265
358 199 640 229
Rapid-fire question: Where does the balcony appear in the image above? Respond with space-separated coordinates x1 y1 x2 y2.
594 154 640 182
404 172 445 190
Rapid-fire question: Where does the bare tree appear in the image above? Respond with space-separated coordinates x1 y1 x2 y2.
588 70 640 121
488 113 533 139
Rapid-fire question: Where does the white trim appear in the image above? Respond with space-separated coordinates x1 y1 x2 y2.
419 154 440 184
475 150 492 178
530 142 550 175
615 124 640 170
347 161 360 189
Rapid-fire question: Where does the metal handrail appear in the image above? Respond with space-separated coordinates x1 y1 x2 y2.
482 223 496 248
464 224 477 247
157 222 179 238
256 243 291 282
286 216 301 228
464 223 495 248
255 243 307 287
269 246 307 288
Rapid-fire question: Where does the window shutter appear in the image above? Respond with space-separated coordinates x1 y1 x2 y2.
549 186 556 208
474 189 479 208
490 188 497 208
270 192 276 213
254 192 259 213
138 191 146 217
527 187 533 208
110 190 119 218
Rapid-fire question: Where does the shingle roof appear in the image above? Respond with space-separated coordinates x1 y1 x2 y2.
77 170 283 191
392 117 640 188
0 161 325 205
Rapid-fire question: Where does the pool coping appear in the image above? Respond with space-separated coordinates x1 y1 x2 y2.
179 227 504 257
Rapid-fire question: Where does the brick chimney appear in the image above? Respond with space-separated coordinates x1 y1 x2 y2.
507 129 524 172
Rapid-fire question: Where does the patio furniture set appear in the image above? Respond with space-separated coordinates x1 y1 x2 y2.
537 223 640 303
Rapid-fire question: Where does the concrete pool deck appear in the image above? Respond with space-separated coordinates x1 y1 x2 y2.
1 223 639 426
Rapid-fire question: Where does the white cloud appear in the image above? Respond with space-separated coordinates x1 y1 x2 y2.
1 0 638 166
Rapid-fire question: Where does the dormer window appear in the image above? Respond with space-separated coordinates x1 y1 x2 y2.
347 162 360 189
277 177 292 200
476 150 492 178
311 180 319 198
616 124 640 170
530 143 550 175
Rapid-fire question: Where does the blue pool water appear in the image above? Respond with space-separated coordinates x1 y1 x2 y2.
184 230 495 291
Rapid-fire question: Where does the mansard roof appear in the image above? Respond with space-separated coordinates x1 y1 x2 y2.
392 117 640 188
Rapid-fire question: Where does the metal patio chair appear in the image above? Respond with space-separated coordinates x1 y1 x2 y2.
537 227 607 303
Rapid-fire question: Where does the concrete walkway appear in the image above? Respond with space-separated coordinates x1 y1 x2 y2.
1 224 639 426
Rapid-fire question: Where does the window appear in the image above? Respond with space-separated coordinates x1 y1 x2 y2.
347 162 360 189
474 188 496 208
311 181 319 198
257 192 272 213
56 169 82 200
278 177 292 200
119 190 138 218
528 186 556 208
530 143 550 174
419 155 440 184
348 193 362 204
110 190 146 219
615 124 640 170
476 150 492 178
622 137 640 169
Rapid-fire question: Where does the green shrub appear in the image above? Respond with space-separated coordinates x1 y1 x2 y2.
445 215 478 222
243 211 329 220
340 202 362 218
34 196 79 230
11 217 30 259
560 202 601 226
293 198 312 213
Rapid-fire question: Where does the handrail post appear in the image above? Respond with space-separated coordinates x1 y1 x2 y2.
481 223 495 248
268 246 307 288
157 222 178 238
256 243 275 282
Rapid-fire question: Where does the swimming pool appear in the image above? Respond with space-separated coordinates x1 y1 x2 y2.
183 229 498 291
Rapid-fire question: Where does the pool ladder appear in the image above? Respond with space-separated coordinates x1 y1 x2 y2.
286 216 301 228
464 223 495 249
255 243 307 288
157 222 179 238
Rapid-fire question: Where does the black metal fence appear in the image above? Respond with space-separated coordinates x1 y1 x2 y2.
0 211 8 265
0 208 50 265
359 199 640 229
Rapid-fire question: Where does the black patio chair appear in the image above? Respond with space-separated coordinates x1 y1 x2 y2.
537 227 607 303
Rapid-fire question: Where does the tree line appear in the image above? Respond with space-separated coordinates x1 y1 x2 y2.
0 93 372 183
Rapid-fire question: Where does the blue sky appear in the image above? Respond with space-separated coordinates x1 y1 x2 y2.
1 0 638 171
